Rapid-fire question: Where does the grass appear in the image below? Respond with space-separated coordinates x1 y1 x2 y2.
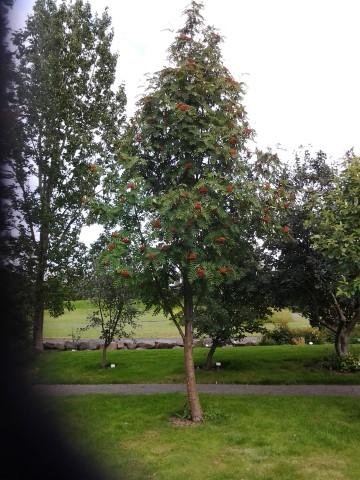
44 300 180 339
29 344 360 385
41 393 360 479
44 301 309 339
34 316 360 479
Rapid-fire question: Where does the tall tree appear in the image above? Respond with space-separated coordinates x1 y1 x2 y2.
94 1 291 422
309 155 360 356
268 150 359 357
9 0 126 352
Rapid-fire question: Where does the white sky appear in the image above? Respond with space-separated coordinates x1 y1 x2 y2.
8 0 360 244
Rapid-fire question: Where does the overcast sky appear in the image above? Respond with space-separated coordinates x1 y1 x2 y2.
8 0 360 244
9 0 360 159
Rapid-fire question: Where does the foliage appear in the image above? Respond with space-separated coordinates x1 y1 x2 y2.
81 261 142 367
260 323 331 346
194 248 271 367
9 0 126 350
92 0 292 421
309 156 360 298
323 350 360 373
308 155 360 356
259 324 294 345
267 150 360 357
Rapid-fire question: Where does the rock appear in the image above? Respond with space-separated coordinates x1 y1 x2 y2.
64 341 78 350
107 342 118 350
43 341 65 350
78 340 102 350
124 340 136 350
155 340 176 349
291 337 305 345
136 341 155 349
117 340 128 350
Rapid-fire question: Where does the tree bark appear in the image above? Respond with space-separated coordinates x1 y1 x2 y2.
32 303 44 353
204 339 219 370
32 266 46 353
101 344 107 369
183 276 203 423
184 320 203 423
332 293 349 358
334 328 349 357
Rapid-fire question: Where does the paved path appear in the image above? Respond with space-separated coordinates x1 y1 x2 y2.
33 384 360 396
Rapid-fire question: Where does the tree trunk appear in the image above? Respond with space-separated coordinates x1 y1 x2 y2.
183 275 203 423
32 305 44 353
32 273 45 353
101 344 107 369
184 320 203 423
32 221 48 353
204 339 219 370
335 329 349 357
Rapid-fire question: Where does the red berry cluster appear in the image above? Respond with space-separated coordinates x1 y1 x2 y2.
176 102 190 111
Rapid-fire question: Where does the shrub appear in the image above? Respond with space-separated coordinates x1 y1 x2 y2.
323 351 360 373
260 324 331 346
350 325 360 344
260 324 293 345
291 327 330 344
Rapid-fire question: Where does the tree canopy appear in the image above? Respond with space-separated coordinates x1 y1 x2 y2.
92 1 292 422
9 0 126 351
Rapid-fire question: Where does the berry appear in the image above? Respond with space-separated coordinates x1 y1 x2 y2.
197 268 206 278
216 237 226 244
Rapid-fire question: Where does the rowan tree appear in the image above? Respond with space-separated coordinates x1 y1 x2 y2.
93 1 292 422
9 0 126 352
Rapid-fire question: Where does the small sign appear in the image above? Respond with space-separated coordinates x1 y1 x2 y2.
110 364 116 368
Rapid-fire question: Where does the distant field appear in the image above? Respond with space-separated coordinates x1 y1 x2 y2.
44 301 309 340
44 300 180 339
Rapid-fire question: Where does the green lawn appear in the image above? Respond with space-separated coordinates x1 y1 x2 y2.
42 393 360 480
44 300 180 339
44 301 309 339
30 344 360 385
30 332 360 479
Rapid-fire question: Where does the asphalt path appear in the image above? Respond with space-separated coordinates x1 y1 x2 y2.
33 384 360 396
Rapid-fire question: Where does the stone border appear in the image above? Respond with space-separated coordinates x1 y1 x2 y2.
43 337 261 351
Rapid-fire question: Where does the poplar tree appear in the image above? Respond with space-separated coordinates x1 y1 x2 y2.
95 1 291 422
10 0 126 352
